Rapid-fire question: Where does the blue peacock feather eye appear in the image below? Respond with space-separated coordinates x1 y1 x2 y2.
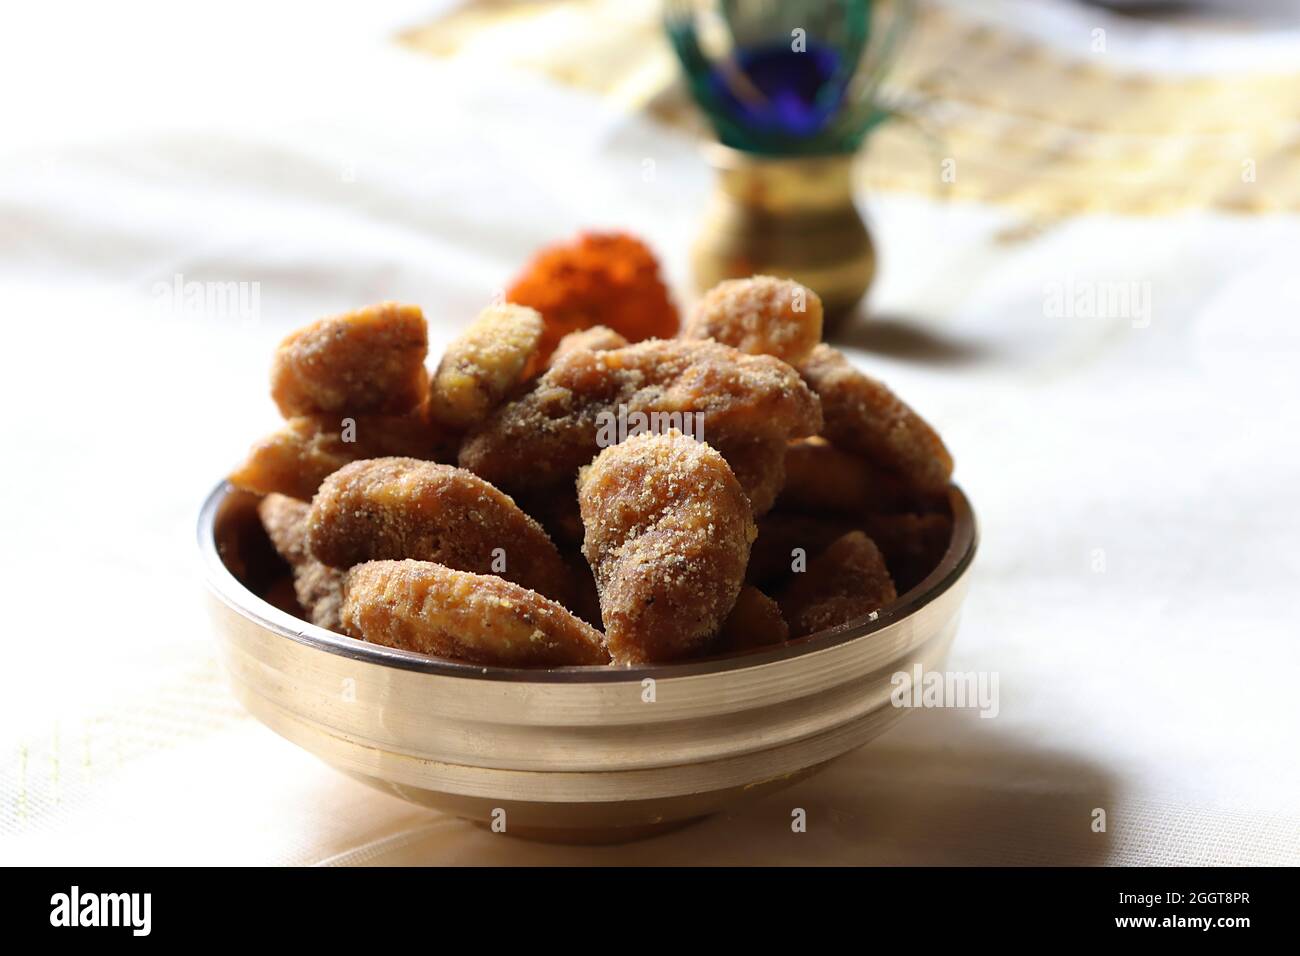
705 41 847 141
666 0 913 156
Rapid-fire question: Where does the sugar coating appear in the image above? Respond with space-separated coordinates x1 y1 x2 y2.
797 344 953 493
271 302 429 417
549 325 629 366
578 430 756 665
715 585 789 655
229 404 456 501
342 560 609 667
683 276 823 365
778 531 897 638
429 304 543 429
307 457 570 605
459 338 822 503
256 493 347 632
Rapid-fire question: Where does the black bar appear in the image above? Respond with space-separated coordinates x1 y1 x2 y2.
5 866 1286 939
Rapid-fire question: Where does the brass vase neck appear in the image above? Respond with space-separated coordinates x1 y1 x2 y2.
707 145 858 215
693 145 875 327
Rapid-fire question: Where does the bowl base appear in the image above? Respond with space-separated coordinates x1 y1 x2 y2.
471 815 708 846
342 763 827 845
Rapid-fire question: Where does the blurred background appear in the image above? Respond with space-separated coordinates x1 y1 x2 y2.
1 0 1297 864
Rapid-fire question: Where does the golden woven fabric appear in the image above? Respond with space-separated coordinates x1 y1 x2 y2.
402 1 1300 216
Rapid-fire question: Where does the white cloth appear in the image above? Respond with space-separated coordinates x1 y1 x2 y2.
1 0 1297 865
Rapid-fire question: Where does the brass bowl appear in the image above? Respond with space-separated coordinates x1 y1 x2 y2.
199 481 976 844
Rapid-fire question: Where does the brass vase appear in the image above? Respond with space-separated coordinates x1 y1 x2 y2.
691 144 876 332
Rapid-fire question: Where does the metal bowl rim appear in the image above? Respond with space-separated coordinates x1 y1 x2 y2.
198 480 976 684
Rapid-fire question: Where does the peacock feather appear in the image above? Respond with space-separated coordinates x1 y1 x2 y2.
665 0 914 156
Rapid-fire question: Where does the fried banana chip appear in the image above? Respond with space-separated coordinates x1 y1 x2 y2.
778 530 897 638
712 435 788 516
797 344 953 493
715 585 789 655
514 487 585 549
256 492 313 565
778 437 924 515
307 457 570 604
343 560 609 667
429 303 543 429
229 403 456 501
263 576 304 617
549 324 628 366
683 276 822 365
779 437 874 514
578 430 756 665
746 511 850 589
270 302 429 417
863 510 953 595
563 551 604 629
257 493 347 632
460 338 822 501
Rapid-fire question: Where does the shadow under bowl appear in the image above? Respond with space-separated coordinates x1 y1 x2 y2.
198 482 977 844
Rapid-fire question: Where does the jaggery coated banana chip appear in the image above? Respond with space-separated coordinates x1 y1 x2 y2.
256 492 313 565
778 436 925 515
563 551 605 629
778 530 897 638
460 338 822 501
578 430 756 665
715 585 789 655
683 276 823 365
342 560 609 667
548 324 628 366
515 488 585 549
712 435 788 516
516 434 787 526
429 303 543 429
263 576 303 618
307 457 571 604
797 344 953 493
779 437 875 514
863 510 953 595
256 493 347 632
271 302 429 417
746 511 849 589
229 404 456 501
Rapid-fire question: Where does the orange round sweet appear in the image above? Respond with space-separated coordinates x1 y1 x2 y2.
505 231 679 360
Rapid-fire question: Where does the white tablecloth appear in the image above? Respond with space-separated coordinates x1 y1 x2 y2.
1 0 1296 865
